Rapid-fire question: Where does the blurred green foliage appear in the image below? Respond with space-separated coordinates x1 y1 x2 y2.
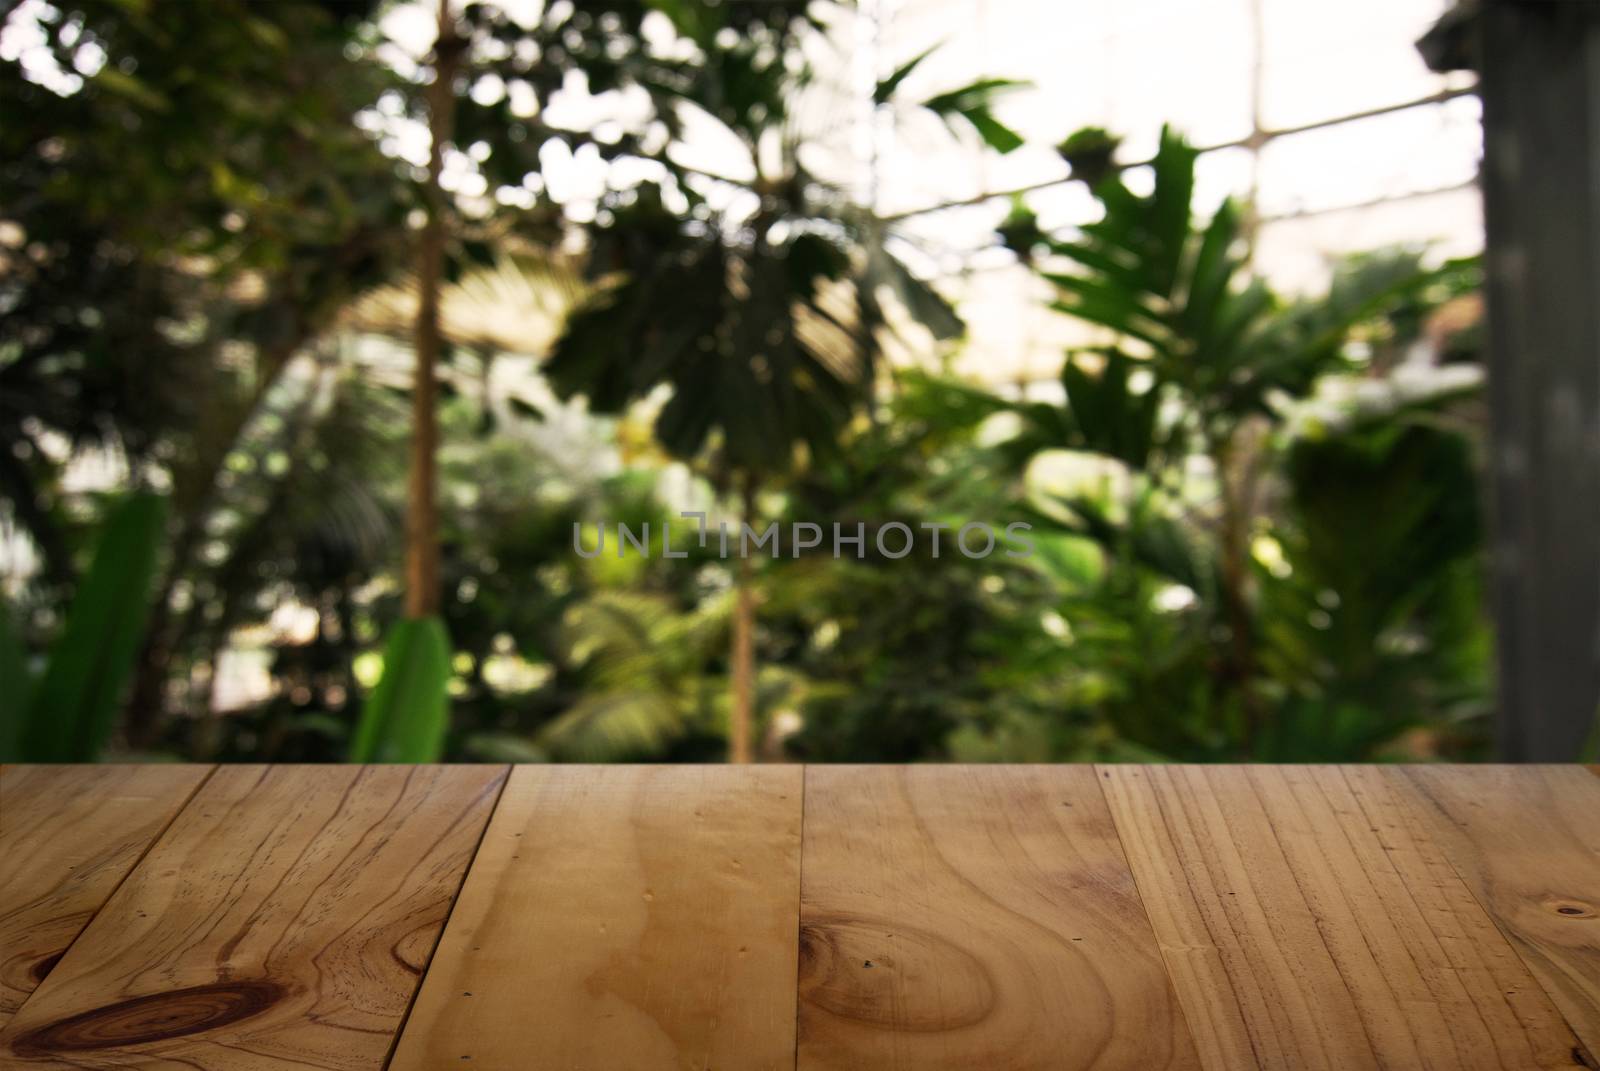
1 493 166 761
0 2 1493 763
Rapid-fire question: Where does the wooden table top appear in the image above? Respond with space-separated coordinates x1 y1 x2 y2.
0 765 1595 1070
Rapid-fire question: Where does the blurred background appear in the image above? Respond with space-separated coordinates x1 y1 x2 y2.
0 0 1557 765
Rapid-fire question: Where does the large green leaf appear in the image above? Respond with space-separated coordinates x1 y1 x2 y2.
1179 198 1245 337
922 78 1029 154
1049 128 1200 312
1252 416 1488 758
1030 491 1214 599
0 601 31 760
1043 127 1454 428
960 109 1025 154
1061 349 1161 469
1146 131 1196 293
874 44 940 105
864 242 963 341
1046 274 1168 347
349 615 452 762
1066 128 1197 303
547 209 872 477
18 492 167 762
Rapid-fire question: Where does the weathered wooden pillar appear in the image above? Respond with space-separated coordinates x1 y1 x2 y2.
1422 1 1600 759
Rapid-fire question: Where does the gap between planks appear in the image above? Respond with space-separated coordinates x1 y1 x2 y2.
0 764 217 1026
788 761 808 1071
378 763 514 1071
0 765 509 1070
1098 765 1597 1071
387 764 805 1070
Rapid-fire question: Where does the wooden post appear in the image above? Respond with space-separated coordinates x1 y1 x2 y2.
728 477 758 764
405 0 459 621
1423 2 1600 759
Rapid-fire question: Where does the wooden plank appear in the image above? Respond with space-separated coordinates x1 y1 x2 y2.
387 764 803 1071
796 765 1200 1071
0 765 212 1026
0 764 505 1070
1403 765 1600 1061
1100 765 1587 1071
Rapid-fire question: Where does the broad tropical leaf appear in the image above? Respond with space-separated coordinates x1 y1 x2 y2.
349 615 452 762
1061 349 1162 469
922 78 1029 153
18 492 167 761
1252 417 1488 759
874 44 940 105
1044 126 1456 429
863 240 963 342
546 192 872 475
1038 491 1215 599
0 601 30 760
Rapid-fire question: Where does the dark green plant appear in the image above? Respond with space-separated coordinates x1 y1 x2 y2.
948 126 1492 760
759 373 1065 761
997 198 1048 263
349 617 451 763
1 0 421 747
1055 125 1123 187
1254 415 1489 759
543 5 1008 760
872 43 1029 154
1 492 167 761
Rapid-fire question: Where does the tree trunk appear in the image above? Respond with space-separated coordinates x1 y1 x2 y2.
1212 423 1265 752
728 478 757 763
406 0 459 621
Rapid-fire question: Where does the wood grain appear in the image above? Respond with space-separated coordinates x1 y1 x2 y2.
1100 765 1587 1071
796 765 1199 1071
1402 764 1600 1062
0 764 505 1070
387 764 804 1071
0 765 212 1026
